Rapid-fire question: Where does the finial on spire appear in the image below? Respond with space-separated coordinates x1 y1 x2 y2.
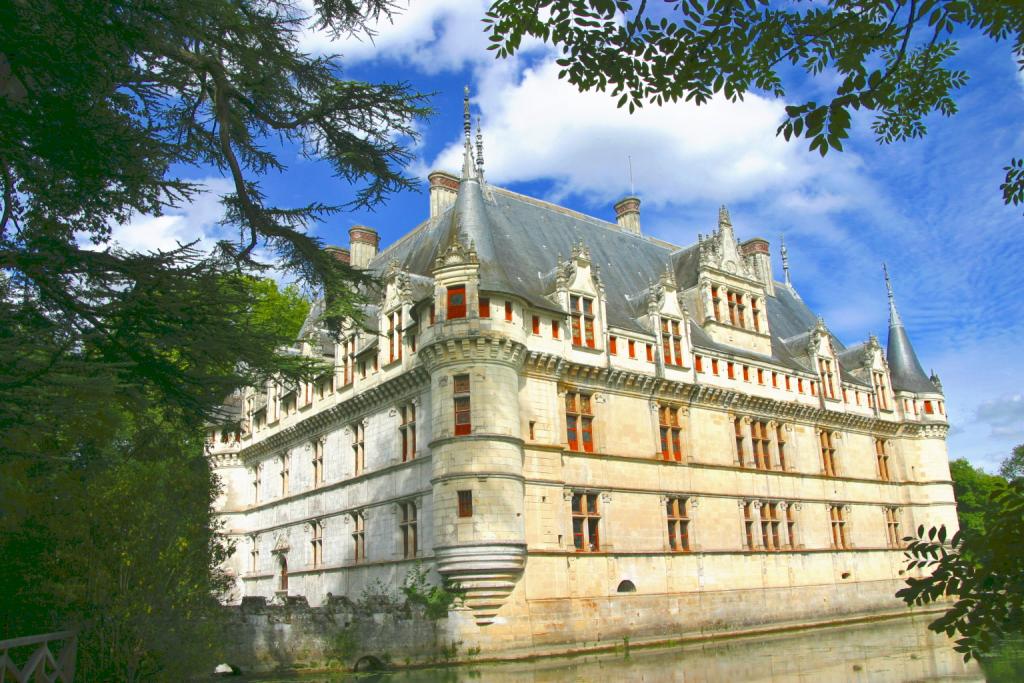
475 116 484 177
718 204 731 229
882 262 903 327
460 86 477 180
780 234 792 287
463 85 471 141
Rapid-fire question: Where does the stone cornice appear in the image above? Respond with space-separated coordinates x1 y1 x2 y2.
419 333 527 371
528 354 935 439
237 366 429 463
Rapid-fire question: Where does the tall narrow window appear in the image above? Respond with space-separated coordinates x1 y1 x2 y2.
249 536 260 573
504 300 513 321
885 507 901 548
479 296 490 318
734 417 747 467
388 310 403 363
342 337 356 386
776 425 787 471
752 298 761 332
711 285 722 321
609 336 618 355
351 511 365 562
280 454 289 496
565 391 594 452
876 438 891 481
310 520 323 568
727 362 735 380
646 344 654 362
660 318 684 366
873 371 889 410
551 319 560 339
447 285 466 319
743 502 755 549
742 365 750 382
829 505 848 549
571 492 601 552
400 403 416 461
820 430 838 477
531 315 540 334
711 358 719 375
352 422 365 476
818 358 836 399
429 303 435 325
628 339 636 358
252 466 262 504
727 291 740 326
786 505 798 548
694 354 703 372
570 295 596 348
659 404 683 462
751 419 770 470
279 555 288 592
400 502 418 558
458 490 473 518
667 497 690 551
312 438 324 486
453 374 471 436
761 502 780 550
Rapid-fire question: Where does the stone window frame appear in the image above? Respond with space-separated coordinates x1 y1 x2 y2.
398 499 418 559
732 415 791 471
656 402 687 462
453 374 471 436
565 489 608 552
659 315 685 367
249 534 260 574
386 308 403 364
663 495 697 552
350 509 367 563
398 401 417 462
740 499 801 551
569 293 597 349
818 428 842 477
311 436 326 487
828 504 851 550
309 519 324 568
349 419 367 477
564 389 595 453
884 506 903 548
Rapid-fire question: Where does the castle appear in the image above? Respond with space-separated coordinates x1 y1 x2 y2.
206 95 956 653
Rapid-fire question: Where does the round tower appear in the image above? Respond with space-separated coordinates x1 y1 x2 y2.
419 236 528 626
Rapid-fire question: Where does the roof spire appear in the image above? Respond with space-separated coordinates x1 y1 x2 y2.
718 204 731 229
461 86 476 181
882 262 902 327
475 116 484 178
780 234 792 287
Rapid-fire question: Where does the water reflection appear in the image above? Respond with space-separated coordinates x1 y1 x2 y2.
264 614 982 682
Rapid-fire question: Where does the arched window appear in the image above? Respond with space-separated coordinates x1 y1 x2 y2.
278 555 288 592
616 580 636 593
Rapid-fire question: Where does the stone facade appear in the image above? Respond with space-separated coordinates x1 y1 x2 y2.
207 118 956 657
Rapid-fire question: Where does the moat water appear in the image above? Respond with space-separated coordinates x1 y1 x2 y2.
257 614 987 682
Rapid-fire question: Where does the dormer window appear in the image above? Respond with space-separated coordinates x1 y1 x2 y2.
660 318 684 366
752 299 762 332
818 358 836 400
727 291 744 328
872 370 890 410
446 285 466 319
570 295 596 348
387 310 403 363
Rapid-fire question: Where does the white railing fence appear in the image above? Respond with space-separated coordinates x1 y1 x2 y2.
0 630 77 683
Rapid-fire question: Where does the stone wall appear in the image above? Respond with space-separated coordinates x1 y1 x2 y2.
220 595 454 673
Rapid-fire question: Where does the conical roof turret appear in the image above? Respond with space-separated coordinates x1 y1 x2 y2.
883 264 935 394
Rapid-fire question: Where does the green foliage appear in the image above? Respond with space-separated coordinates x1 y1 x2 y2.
485 0 1024 207
401 563 465 621
998 444 1024 481
949 457 1005 536
0 414 232 681
898 465 1024 660
979 636 1024 682
1 1 426 679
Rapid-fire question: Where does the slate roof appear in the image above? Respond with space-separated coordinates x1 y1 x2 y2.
362 152 934 390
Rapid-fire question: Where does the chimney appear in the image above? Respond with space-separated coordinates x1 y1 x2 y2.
348 225 379 268
740 237 774 296
428 170 459 219
614 196 641 234
325 246 351 265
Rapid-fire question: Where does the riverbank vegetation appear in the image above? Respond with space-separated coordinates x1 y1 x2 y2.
0 0 425 680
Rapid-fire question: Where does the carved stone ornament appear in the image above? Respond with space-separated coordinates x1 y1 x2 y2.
434 234 479 270
601 491 613 504
272 536 290 553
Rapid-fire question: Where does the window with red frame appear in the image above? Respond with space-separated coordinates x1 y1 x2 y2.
479 296 490 318
659 404 684 462
388 310 402 363
694 354 703 372
447 285 466 319
504 300 513 321
453 374 471 436
646 344 654 362
531 315 540 334
667 497 690 551
628 339 636 358
570 295 596 348
565 391 594 452
571 492 600 552
551 319 560 338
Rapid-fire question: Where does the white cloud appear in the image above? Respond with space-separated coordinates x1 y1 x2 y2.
298 0 499 73
99 177 235 253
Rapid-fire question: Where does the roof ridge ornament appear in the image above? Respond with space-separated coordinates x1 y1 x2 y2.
780 234 792 287
882 262 903 327
461 86 477 181
475 116 484 179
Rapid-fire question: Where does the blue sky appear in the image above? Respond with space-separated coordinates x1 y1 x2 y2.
112 1 1024 472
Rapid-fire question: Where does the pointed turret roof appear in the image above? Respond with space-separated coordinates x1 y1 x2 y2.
883 264 935 394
